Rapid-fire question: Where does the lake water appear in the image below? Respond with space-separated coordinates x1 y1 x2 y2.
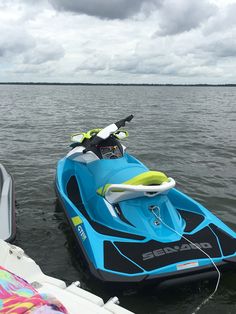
0 85 236 313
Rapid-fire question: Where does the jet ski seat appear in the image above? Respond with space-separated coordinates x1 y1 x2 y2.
97 171 175 204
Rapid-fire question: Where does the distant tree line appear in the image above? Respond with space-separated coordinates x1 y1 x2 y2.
0 82 235 87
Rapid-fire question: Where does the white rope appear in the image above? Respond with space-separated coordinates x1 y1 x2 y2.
151 207 221 314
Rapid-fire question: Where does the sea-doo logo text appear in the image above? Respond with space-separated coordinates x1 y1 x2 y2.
142 243 212 261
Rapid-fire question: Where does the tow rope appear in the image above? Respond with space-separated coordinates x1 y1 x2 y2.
151 206 221 314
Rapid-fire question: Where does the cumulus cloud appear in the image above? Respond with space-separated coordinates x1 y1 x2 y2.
23 40 65 65
203 3 236 35
49 0 161 19
0 0 236 83
156 0 217 36
0 1 65 67
0 25 35 58
198 36 236 59
75 53 107 72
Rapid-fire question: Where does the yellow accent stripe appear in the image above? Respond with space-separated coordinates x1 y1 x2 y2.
72 216 83 226
123 171 168 186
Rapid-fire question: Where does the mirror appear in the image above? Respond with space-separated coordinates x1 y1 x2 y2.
71 133 85 143
114 130 128 140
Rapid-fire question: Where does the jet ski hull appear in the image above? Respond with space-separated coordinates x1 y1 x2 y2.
55 154 236 288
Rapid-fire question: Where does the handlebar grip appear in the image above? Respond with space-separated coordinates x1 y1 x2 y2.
115 115 134 129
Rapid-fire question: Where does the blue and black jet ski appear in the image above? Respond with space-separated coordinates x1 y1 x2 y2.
56 115 236 288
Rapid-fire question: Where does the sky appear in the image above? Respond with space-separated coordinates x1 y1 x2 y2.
0 0 236 84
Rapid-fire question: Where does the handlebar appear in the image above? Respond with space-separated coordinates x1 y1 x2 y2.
83 115 134 153
115 115 134 129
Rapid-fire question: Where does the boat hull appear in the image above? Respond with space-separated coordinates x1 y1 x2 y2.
0 164 16 242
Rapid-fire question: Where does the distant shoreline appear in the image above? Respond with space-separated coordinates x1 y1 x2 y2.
0 82 236 87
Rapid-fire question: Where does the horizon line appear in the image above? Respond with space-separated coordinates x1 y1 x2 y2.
0 82 236 87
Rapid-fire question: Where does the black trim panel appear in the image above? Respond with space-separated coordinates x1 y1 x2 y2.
210 224 236 256
178 209 204 233
104 241 143 274
115 227 221 271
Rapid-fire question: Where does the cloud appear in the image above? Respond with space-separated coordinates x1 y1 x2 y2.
0 1 65 68
49 0 161 19
203 3 236 35
156 0 217 36
23 40 65 65
0 25 64 68
198 36 236 59
75 53 107 72
0 0 236 83
0 25 35 58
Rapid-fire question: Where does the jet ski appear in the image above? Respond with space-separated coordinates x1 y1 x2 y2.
56 115 236 288
0 163 15 242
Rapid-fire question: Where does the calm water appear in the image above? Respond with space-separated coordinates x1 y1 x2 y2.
0 85 236 313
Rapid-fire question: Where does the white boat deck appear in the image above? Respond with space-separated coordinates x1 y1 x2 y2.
0 240 134 314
